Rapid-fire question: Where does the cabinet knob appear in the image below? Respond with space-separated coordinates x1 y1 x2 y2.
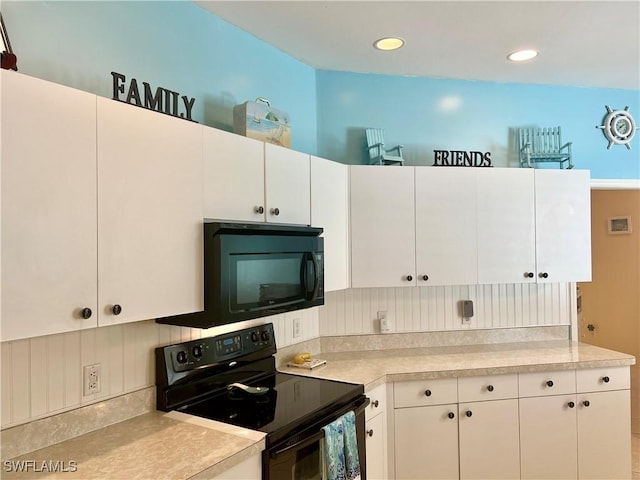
424 389 432 397
465 410 473 418
112 304 122 316
81 307 92 319
372 400 379 408
421 275 429 281
270 207 280 216
567 401 575 408
583 400 590 407
546 380 554 387
406 275 413 282
448 412 455 419
602 376 610 383
366 429 374 437
539 272 549 279
525 272 534 278
254 206 264 214
487 385 494 392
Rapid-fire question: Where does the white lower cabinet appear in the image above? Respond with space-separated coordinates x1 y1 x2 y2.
366 412 387 480
519 394 579 479
519 366 631 480
392 367 631 480
394 403 458 479
458 399 520 480
577 389 631 479
365 384 388 480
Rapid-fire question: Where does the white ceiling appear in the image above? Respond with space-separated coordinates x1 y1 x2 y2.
196 0 640 90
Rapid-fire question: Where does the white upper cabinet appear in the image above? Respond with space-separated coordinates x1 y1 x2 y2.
477 168 537 284
310 156 349 291
535 169 591 282
415 168 478 286
264 143 311 225
1 72 98 341
350 166 416 288
97 98 203 326
203 128 266 222
202 130 310 225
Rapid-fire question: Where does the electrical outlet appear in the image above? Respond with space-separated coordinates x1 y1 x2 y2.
83 364 101 396
292 318 301 339
378 310 392 333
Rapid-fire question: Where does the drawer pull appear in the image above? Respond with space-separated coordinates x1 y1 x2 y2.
583 400 590 407
546 380 554 388
424 389 432 397
367 429 374 437
406 275 413 282
372 400 379 408
254 206 264 214
567 401 575 408
465 410 473 418
81 307 92 319
602 376 610 383
486 385 494 392
447 412 455 419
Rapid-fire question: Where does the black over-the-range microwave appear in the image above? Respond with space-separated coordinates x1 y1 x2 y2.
156 221 324 329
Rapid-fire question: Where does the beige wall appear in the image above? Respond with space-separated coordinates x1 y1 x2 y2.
579 189 640 434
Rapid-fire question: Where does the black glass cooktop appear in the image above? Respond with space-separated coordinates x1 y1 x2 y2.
178 372 363 446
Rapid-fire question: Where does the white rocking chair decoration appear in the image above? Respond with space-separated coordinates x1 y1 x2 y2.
518 126 573 169
365 128 404 165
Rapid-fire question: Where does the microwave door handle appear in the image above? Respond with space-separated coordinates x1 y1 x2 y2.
303 252 319 300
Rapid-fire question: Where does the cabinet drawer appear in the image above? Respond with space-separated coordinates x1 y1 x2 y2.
576 366 630 393
394 378 457 408
458 374 518 402
519 370 576 397
365 383 387 421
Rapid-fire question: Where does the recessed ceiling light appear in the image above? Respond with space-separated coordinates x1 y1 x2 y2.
507 49 539 62
374 37 405 51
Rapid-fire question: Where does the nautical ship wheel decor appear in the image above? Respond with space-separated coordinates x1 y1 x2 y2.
597 105 637 149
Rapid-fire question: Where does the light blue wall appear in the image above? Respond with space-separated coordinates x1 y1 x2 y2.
1 0 318 154
316 71 640 179
3 1 639 178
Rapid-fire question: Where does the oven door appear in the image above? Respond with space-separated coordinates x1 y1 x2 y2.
264 396 369 480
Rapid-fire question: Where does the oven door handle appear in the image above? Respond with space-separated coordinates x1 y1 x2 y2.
270 396 370 460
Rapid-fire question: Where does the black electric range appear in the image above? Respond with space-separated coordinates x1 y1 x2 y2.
155 323 368 479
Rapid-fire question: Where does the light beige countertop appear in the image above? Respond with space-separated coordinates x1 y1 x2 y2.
278 340 636 391
4 340 634 480
2 411 265 480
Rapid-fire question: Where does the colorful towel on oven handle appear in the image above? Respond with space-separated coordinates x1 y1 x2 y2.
321 411 361 480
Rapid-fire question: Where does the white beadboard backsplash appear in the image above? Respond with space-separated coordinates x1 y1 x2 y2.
1 308 319 429
2 283 572 428
320 283 572 336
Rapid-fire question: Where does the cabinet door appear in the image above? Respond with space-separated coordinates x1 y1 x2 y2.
477 168 536 284
1 71 98 340
203 127 265 222
577 390 631 479
394 405 459 479
519 395 578 479
350 166 416 288
97 99 203 326
458 399 520 480
535 169 592 283
365 413 387 480
264 143 310 225
310 156 349 291
415 168 478 286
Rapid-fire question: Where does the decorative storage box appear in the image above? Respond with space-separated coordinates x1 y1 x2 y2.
233 97 291 148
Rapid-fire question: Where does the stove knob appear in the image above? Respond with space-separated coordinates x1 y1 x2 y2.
251 332 259 343
192 345 203 358
176 350 188 364
261 331 270 342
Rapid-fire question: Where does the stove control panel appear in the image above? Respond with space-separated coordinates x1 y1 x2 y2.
157 323 277 381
